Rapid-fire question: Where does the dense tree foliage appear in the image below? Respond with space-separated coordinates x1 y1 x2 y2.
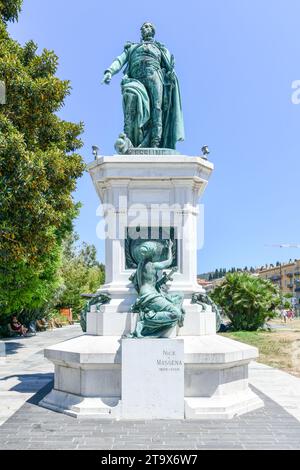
0 0 22 23
0 1 85 320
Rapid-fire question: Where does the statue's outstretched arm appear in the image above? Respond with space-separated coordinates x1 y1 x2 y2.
153 240 173 271
102 50 128 84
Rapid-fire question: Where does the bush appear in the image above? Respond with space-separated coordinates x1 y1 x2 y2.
211 272 280 331
0 324 10 338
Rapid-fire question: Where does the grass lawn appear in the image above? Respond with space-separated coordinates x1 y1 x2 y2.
220 319 300 377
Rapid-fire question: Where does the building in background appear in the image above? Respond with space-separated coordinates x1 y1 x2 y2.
198 260 300 314
197 277 225 293
257 260 300 313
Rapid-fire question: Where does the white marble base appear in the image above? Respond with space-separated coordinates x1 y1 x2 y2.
40 389 120 418
86 310 137 336
40 334 263 420
184 335 264 418
121 338 184 419
185 391 263 420
0 341 5 363
87 154 213 335
178 308 216 336
86 305 215 337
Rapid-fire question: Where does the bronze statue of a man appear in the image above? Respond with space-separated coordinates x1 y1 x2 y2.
102 22 185 150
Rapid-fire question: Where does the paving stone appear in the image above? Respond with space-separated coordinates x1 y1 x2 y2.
2 326 300 450
2 388 300 451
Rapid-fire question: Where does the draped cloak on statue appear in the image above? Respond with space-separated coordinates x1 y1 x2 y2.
105 41 185 149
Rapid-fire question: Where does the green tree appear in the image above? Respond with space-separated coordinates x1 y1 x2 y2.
79 242 102 268
0 0 22 22
211 272 280 331
57 236 105 317
0 1 85 320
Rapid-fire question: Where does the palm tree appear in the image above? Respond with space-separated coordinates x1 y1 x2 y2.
211 272 280 331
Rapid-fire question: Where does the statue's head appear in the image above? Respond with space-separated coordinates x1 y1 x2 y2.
132 240 163 263
141 22 156 41
191 293 207 304
139 243 156 260
114 133 129 154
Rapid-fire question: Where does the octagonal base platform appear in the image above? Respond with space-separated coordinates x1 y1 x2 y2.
40 390 120 419
40 334 263 420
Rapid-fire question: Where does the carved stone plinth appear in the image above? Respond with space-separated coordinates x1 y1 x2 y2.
87 154 214 334
40 335 263 419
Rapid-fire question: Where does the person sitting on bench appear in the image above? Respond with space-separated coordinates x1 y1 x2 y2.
10 316 28 336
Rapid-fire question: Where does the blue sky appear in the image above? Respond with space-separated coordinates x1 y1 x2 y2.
8 0 300 273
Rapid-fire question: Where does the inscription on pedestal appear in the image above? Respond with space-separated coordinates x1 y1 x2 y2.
121 339 184 419
157 349 183 372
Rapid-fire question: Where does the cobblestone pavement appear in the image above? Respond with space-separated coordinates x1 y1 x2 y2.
0 382 300 450
1 326 300 450
0 325 82 426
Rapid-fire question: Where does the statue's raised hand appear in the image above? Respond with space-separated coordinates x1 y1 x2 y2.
101 71 112 85
166 239 173 249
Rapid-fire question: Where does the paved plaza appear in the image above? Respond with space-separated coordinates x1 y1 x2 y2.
1 326 300 450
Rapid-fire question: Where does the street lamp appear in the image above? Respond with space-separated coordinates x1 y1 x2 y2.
92 145 100 160
201 145 210 160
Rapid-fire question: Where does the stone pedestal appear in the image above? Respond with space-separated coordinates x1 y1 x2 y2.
184 335 264 419
87 155 214 324
40 334 263 419
0 341 5 363
40 336 121 418
121 339 184 419
40 152 264 420
86 306 216 337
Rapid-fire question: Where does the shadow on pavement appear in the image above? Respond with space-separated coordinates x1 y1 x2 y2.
27 379 54 405
2 341 26 356
0 373 54 393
